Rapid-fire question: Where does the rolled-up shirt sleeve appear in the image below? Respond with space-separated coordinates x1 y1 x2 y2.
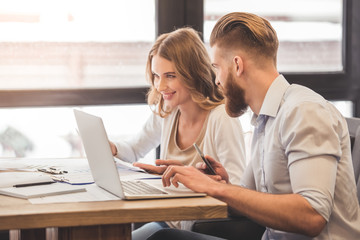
281 102 342 221
289 155 338 221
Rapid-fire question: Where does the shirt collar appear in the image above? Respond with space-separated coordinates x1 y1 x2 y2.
251 75 290 126
259 74 290 118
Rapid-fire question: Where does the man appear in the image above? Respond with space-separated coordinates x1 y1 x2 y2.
148 12 360 240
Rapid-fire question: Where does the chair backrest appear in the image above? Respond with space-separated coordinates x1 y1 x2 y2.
345 117 360 204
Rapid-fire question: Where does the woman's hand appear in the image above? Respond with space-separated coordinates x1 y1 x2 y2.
133 159 183 175
109 141 118 156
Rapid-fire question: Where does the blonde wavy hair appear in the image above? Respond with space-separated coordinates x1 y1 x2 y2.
146 27 224 117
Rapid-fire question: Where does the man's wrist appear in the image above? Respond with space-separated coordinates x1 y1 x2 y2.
208 181 226 197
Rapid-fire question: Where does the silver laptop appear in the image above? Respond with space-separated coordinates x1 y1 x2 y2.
73 109 206 200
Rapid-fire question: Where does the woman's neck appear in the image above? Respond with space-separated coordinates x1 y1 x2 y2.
178 102 209 126
176 102 210 150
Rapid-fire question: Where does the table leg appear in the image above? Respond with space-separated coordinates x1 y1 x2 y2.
57 224 131 240
15 228 46 240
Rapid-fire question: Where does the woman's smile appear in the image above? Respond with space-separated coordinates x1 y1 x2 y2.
162 91 176 100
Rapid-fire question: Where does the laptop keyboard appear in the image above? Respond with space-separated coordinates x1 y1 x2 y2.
122 181 168 195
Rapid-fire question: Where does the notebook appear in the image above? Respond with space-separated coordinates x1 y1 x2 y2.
0 172 54 188
0 182 86 199
73 109 206 200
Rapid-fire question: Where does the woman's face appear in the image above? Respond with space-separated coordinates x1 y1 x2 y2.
152 54 191 110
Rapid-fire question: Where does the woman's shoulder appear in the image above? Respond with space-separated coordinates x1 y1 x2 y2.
209 104 228 119
207 104 243 135
208 104 242 125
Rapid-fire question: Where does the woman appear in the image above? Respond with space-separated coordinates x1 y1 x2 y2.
109 27 246 238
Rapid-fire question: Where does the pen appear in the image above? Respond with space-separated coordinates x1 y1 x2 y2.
193 143 216 175
13 181 56 188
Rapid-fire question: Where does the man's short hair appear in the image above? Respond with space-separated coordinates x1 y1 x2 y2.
210 12 279 65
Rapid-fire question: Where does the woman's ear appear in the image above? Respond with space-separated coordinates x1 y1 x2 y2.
233 56 243 77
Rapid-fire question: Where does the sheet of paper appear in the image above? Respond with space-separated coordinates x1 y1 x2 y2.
0 158 90 173
52 172 94 185
115 159 145 172
119 171 161 181
51 167 160 184
115 159 161 180
0 159 38 171
29 184 119 204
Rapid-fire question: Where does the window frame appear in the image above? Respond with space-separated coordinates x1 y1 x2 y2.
1 0 359 117
0 88 148 107
284 0 360 116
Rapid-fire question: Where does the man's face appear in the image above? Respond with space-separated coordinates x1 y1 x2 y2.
222 70 248 117
211 45 248 117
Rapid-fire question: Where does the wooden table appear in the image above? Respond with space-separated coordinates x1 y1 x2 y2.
0 194 227 240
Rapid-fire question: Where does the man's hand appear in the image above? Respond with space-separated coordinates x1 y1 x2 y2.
162 165 223 193
196 155 230 183
133 159 183 174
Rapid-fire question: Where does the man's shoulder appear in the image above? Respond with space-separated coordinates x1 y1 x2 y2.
279 84 345 128
280 84 330 111
285 84 324 103
278 84 345 122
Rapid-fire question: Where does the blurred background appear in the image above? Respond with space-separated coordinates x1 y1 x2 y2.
0 0 352 162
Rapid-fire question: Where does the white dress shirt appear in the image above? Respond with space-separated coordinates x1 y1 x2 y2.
241 75 360 239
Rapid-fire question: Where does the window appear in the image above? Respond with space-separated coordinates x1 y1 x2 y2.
0 0 155 89
331 101 353 117
0 105 155 161
204 0 343 72
0 0 156 159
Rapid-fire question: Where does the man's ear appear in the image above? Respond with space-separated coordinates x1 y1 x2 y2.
233 56 243 77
